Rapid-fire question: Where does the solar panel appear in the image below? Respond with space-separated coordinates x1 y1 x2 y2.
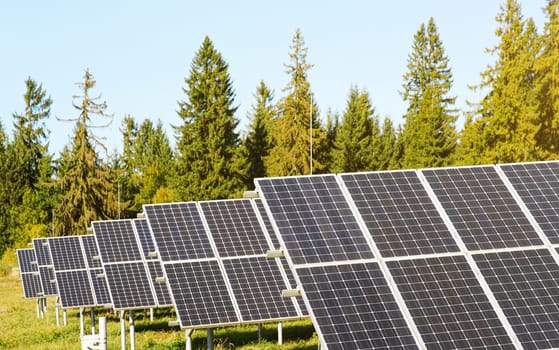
387 255 516 350
17 249 43 299
143 202 214 261
499 161 559 244
81 235 102 268
32 238 57 296
90 268 111 306
223 256 299 322
133 218 156 259
340 171 459 257
297 262 418 350
253 198 281 249
255 175 374 265
146 261 173 306
421 166 542 250
48 236 97 309
164 260 238 328
92 219 159 310
474 249 559 349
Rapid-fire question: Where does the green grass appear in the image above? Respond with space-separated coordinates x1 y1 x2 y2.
0 270 317 349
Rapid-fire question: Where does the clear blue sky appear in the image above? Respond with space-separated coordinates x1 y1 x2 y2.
0 1 547 156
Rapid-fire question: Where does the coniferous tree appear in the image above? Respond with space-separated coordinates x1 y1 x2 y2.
266 29 328 176
0 122 12 256
459 0 541 163
243 80 275 185
331 86 377 172
400 18 457 169
377 117 398 170
535 0 559 157
117 115 139 217
174 36 245 200
55 69 115 235
323 109 339 173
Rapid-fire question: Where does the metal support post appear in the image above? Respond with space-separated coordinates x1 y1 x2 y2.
185 329 193 350
99 317 107 350
55 297 60 326
120 310 126 350
79 308 84 336
257 323 262 342
129 310 135 350
150 307 154 322
63 309 67 326
91 309 95 334
278 321 283 345
36 298 40 318
207 328 214 350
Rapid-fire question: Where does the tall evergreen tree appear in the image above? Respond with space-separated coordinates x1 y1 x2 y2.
243 80 275 184
55 69 115 235
323 108 339 173
377 117 398 170
459 0 541 163
400 18 457 169
535 0 559 157
331 86 377 172
174 36 245 200
0 122 12 257
266 29 327 176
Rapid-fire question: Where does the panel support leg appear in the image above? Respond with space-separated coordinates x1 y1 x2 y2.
207 328 214 350
120 310 126 350
79 308 84 336
129 310 135 350
91 309 95 334
257 323 262 342
63 309 67 326
55 297 60 326
36 298 40 318
42 297 47 317
150 307 154 322
278 321 283 345
185 329 193 350
99 317 107 350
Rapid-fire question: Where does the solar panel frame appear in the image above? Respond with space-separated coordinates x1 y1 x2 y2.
32 238 57 297
17 248 43 299
17 248 37 274
92 220 143 263
81 234 102 269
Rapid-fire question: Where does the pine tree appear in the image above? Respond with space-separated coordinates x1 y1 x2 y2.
174 36 245 200
400 18 457 169
460 0 541 163
535 0 559 157
243 80 275 184
331 86 377 172
265 29 328 176
55 69 115 235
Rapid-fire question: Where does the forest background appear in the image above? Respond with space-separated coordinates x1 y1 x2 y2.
0 0 558 260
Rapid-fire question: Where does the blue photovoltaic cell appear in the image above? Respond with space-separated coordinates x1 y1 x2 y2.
199 199 270 257
103 262 156 310
387 255 515 350
90 268 111 306
297 262 418 350
474 249 559 350
81 235 102 269
255 175 374 265
147 261 173 306
500 161 559 244
92 220 143 263
55 270 95 308
253 198 281 249
341 171 459 257
38 266 57 296
21 273 43 299
33 238 52 266
144 202 214 262
17 249 37 274
49 236 86 271
422 166 542 250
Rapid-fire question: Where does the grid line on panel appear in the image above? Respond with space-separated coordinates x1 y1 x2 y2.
500 161 559 244
163 260 239 328
255 175 374 265
341 171 460 258
38 265 57 296
56 270 95 308
133 218 156 259
253 198 281 249
143 203 214 262
297 262 419 350
33 238 52 266
21 273 43 298
92 220 143 263
474 249 559 350
223 257 299 322
199 200 270 257
146 261 173 306
422 166 542 251
387 255 516 350
90 268 111 306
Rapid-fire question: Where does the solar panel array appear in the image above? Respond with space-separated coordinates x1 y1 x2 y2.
16 248 42 298
143 198 305 329
92 219 164 310
255 160 559 350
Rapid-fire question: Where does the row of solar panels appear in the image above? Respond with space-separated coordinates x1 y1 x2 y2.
253 161 559 350
17 198 307 330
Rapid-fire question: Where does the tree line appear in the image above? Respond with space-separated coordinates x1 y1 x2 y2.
1 0 558 259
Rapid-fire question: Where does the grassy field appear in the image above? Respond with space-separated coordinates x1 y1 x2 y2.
0 265 318 349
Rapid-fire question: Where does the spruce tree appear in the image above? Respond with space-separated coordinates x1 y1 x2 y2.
460 0 541 163
377 117 398 170
55 69 115 235
174 36 245 200
535 0 559 157
323 109 339 173
243 80 275 184
331 86 377 172
400 18 457 169
265 29 328 176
